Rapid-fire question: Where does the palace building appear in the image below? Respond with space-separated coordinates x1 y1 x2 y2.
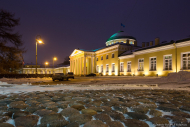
70 31 190 76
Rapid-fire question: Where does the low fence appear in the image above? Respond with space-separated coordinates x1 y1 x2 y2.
0 74 53 78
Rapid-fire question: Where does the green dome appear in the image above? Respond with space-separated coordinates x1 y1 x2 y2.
107 31 136 42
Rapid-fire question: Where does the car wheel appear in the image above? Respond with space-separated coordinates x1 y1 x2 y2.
52 79 55 81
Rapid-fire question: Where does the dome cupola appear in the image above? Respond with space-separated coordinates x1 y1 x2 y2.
106 31 136 46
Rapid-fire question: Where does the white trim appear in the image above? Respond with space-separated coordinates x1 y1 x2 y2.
134 44 174 55
112 63 115 72
163 54 172 71
96 45 119 54
106 64 109 72
181 51 190 70
176 41 190 48
96 49 118 56
101 64 103 73
96 65 99 73
119 54 135 59
149 56 157 71
70 49 83 57
138 58 144 71
120 62 124 72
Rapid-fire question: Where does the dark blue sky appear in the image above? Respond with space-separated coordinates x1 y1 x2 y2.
1 0 190 65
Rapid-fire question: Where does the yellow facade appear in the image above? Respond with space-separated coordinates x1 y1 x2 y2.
70 31 190 76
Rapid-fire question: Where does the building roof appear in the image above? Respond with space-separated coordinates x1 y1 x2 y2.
119 37 190 57
107 31 136 42
134 41 174 52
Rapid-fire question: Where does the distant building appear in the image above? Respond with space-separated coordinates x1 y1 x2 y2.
23 63 70 74
69 31 190 76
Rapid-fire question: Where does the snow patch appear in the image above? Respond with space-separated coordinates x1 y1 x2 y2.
37 116 42 125
127 107 134 112
92 116 96 120
156 109 173 116
79 124 84 127
143 120 156 127
5 118 15 127
57 108 63 113
121 122 127 127
63 116 69 121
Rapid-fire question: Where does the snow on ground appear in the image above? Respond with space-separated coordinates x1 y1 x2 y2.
6 118 15 126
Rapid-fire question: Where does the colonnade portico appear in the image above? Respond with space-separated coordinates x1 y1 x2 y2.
70 49 95 75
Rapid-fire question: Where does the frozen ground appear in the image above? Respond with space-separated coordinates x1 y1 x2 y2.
0 77 190 127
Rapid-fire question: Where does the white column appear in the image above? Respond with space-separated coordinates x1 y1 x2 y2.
91 56 94 73
70 60 73 72
94 57 96 73
84 56 86 75
80 57 82 75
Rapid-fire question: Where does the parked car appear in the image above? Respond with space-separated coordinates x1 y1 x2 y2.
66 72 74 79
52 73 68 81
86 73 96 77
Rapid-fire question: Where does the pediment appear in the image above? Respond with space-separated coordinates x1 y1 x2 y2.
70 49 83 57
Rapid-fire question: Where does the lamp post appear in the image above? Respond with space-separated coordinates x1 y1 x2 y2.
35 35 43 74
45 62 48 74
53 57 57 74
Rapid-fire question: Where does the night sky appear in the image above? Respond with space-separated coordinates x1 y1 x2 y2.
1 0 190 65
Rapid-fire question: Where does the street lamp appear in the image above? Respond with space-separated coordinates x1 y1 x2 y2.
53 57 57 74
36 35 43 74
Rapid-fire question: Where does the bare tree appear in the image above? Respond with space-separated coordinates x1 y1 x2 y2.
0 9 25 73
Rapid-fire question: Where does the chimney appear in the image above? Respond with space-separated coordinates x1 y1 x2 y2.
150 41 153 46
146 42 149 47
134 41 137 46
126 40 129 44
155 38 160 45
142 42 145 48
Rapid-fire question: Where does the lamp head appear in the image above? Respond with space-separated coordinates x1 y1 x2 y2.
53 57 57 61
45 62 48 65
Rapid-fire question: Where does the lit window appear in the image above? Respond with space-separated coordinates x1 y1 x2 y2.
112 53 114 58
129 41 134 44
138 59 144 71
182 53 190 69
120 62 124 72
97 58 98 61
150 57 156 71
101 65 103 73
106 55 108 59
106 64 109 72
96 66 99 73
127 62 131 72
112 63 115 72
101 56 103 60
164 55 172 70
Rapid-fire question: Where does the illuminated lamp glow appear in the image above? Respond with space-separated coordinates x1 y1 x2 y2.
157 71 162 75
